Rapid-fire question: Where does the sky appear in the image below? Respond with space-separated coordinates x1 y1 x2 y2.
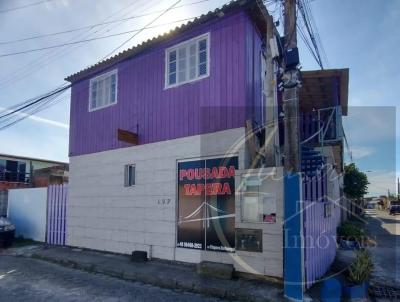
0 0 398 196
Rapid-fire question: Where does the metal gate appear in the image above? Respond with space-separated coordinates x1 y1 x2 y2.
302 168 340 288
46 184 67 245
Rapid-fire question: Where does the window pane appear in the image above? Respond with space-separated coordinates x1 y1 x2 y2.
169 61 176 73
178 47 187 83
199 63 207 76
97 80 104 107
199 39 207 51
104 77 111 105
127 165 135 186
131 166 135 186
189 68 196 80
178 47 186 60
178 71 186 83
169 72 176 85
189 55 196 80
169 50 176 62
91 83 97 109
242 196 259 221
199 51 207 64
189 43 196 55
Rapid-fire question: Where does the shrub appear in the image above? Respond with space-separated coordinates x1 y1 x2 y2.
347 249 373 284
337 221 365 242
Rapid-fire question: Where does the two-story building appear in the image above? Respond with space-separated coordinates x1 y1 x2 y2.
65 0 348 289
0 153 69 216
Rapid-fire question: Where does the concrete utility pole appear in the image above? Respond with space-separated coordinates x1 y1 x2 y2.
283 0 300 172
264 14 279 167
282 0 303 301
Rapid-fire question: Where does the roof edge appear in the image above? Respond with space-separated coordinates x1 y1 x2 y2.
65 0 270 83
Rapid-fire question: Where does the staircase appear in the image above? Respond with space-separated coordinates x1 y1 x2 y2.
301 145 326 177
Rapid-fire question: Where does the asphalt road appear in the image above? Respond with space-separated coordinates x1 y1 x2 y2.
0 256 226 302
364 208 400 288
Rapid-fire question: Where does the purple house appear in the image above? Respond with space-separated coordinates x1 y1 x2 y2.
65 0 347 291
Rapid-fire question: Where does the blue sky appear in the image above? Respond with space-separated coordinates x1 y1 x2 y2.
0 0 398 196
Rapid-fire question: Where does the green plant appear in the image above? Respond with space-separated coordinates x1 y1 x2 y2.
344 163 369 199
337 221 365 241
347 249 373 284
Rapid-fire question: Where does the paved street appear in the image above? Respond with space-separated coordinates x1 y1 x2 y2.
0 255 226 302
364 208 400 288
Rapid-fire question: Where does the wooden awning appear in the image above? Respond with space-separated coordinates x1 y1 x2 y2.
118 129 139 145
299 69 349 116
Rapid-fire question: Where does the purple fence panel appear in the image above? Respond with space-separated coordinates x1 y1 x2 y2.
46 184 68 245
303 167 339 289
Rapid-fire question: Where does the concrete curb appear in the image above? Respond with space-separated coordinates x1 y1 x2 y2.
28 250 283 302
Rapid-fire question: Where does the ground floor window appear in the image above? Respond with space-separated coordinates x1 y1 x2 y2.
124 164 135 187
176 156 238 252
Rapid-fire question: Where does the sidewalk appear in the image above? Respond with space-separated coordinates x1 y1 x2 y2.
363 209 399 289
9 245 284 302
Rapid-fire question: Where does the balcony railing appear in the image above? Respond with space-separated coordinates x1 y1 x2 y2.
0 171 30 183
301 106 343 146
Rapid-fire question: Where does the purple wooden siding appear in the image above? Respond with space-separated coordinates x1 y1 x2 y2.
302 170 340 288
69 11 262 156
46 184 67 245
301 111 319 144
245 18 263 126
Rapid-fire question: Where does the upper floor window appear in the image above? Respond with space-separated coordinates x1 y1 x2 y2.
89 69 118 111
165 33 210 88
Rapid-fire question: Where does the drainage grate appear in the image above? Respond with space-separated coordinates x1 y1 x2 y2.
370 285 400 300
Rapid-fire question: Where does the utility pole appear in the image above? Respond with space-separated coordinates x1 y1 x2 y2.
282 0 303 301
264 14 279 167
283 0 300 172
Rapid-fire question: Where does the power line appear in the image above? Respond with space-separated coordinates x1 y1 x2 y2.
0 0 158 88
0 0 59 13
0 0 211 45
0 17 196 58
102 0 182 60
0 84 70 120
0 0 188 131
297 0 323 69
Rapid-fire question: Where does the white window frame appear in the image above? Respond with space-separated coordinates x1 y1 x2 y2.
164 32 210 89
88 69 118 112
124 164 135 187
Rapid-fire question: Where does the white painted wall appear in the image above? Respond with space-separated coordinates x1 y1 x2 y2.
67 127 284 277
8 187 47 241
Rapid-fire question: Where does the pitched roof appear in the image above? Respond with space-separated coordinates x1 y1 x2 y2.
65 0 270 83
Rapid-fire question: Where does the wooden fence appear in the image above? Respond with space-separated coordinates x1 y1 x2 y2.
46 184 68 245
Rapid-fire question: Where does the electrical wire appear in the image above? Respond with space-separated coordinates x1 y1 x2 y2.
0 0 59 14
0 0 158 88
0 0 191 131
0 17 196 58
0 84 70 120
297 0 327 69
0 0 211 89
0 0 211 46
102 0 182 60
0 17 195 57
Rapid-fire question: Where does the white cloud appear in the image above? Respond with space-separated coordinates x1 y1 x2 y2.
0 107 69 129
350 146 375 160
366 170 397 197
